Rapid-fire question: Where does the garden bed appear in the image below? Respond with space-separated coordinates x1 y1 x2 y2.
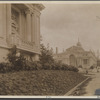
0 70 87 95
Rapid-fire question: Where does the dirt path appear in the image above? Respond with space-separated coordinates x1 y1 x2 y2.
83 72 100 96
68 72 100 96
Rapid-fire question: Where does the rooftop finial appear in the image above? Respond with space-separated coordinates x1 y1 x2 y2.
56 47 58 54
77 37 82 47
78 37 79 42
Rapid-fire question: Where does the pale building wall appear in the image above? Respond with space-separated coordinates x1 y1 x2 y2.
0 4 44 62
0 47 9 62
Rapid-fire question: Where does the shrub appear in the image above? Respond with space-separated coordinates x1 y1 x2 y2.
90 65 94 69
24 61 42 70
50 62 61 70
0 44 79 73
49 61 79 72
0 62 13 73
32 61 42 70
61 64 69 70
23 61 35 70
7 45 17 66
78 65 82 68
39 44 79 72
68 65 79 72
42 63 51 70
39 44 55 68
7 45 26 68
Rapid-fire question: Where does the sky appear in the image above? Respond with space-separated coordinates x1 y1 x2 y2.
40 3 100 54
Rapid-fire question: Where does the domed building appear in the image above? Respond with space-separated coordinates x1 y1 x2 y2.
54 40 97 68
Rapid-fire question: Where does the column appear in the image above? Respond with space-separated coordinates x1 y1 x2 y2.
34 54 39 61
3 4 7 40
31 13 36 43
25 9 31 42
38 16 40 51
36 15 40 51
32 12 40 52
19 12 22 36
0 5 3 37
21 12 26 40
35 16 38 47
6 4 11 43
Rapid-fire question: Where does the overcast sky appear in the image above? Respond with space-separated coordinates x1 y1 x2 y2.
40 3 100 54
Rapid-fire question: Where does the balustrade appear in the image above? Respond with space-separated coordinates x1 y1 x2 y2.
10 33 38 53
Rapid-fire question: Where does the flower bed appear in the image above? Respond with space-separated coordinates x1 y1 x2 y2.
0 70 86 95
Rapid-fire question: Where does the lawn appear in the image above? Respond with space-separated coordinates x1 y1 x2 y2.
0 70 86 95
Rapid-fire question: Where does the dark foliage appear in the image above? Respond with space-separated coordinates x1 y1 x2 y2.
89 65 94 69
7 45 26 68
0 44 78 73
0 62 13 73
78 65 83 68
39 44 54 65
39 44 78 72
0 70 86 95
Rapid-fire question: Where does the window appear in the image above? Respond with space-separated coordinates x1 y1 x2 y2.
83 59 88 64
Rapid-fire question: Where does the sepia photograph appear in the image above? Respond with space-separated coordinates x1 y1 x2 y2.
0 1 99 96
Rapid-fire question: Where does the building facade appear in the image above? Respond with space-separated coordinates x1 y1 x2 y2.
54 41 97 68
0 4 44 62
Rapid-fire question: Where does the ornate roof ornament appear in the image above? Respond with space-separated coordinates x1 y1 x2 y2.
77 38 82 47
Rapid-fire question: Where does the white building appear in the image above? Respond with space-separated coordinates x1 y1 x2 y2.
54 40 97 69
0 4 44 62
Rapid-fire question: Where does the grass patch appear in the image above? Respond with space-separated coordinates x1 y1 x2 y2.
0 70 86 95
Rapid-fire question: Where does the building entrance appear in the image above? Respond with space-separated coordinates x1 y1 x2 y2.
69 55 76 66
